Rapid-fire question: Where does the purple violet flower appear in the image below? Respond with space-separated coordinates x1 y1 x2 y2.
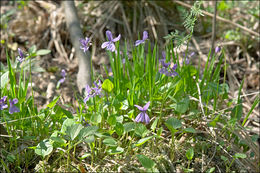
58 69 66 84
159 51 171 68
92 80 102 97
159 51 172 76
135 31 148 46
84 85 92 103
80 37 91 53
215 46 221 53
0 96 8 110
101 30 121 52
83 80 103 103
161 61 171 68
9 98 20 114
134 101 150 124
169 64 179 77
17 48 25 62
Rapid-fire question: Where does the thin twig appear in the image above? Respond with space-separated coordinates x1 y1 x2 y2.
195 81 206 120
174 1 260 37
210 0 217 57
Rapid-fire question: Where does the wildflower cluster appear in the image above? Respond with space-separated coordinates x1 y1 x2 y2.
0 96 20 114
84 80 103 103
79 30 154 124
159 52 179 77
79 30 149 54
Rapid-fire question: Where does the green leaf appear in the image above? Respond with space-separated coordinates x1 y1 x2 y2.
84 135 95 143
186 148 194 160
78 126 99 139
123 122 136 132
47 96 60 108
114 122 124 136
165 117 182 133
67 123 83 140
183 127 196 133
50 137 66 147
35 139 53 157
137 154 155 169
116 115 123 123
220 155 228 162
90 113 102 124
79 153 91 160
108 115 117 126
231 100 243 120
209 114 220 127
107 146 124 155
157 127 163 137
135 123 149 138
103 138 117 147
0 71 8 88
28 45 37 54
120 99 129 110
171 97 189 113
151 117 159 131
102 79 114 92
61 118 75 134
206 167 215 173
135 136 153 147
7 154 16 163
36 49 51 56
182 168 194 172
60 107 73 119
234 153 247 159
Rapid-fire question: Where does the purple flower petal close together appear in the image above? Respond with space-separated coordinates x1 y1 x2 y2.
134 101 150 124
215 46 221 53
84 80 103 103
58 69 66 84
80 37 91 53
0 96 8 110
17 48 25 62
135 31 148 46
101 30 121 52
159 51 179 77
9 98 20 114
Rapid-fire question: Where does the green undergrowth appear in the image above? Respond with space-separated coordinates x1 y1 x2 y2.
0 2 259 172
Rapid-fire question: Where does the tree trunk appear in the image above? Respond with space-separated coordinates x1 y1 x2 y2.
63 1 92 94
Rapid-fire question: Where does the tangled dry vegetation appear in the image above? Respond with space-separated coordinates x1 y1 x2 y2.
0 1 259 172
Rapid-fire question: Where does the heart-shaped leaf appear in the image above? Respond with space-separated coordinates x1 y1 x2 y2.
102 79 114 93
61 118 75 134
107 146 124 155
67 123 84 140
103 138 117 147
78 126 99 139
137 154 155 169
165 117 182 133
35 139 53 158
